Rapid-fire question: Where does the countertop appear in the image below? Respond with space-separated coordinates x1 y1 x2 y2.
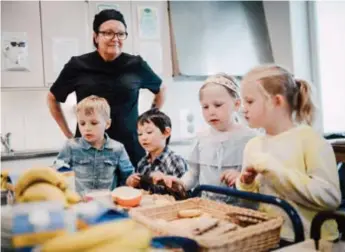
2 138 343 162
1 138 194 161
1 150 59 161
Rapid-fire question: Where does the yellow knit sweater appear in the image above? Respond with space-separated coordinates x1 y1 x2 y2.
236 125 341 241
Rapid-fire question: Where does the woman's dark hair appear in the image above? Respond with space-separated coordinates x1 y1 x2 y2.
137 109 172 145
92 9 127 48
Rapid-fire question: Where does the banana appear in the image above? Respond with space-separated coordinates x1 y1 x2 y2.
64 189 81 204
85 226 152 252
17 182 67 206
15 167 67 198
1 176 7 190
41 219 136 252
1 170 9 190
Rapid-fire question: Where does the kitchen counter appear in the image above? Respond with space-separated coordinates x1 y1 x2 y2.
1 150 59 161
3 137 342 162
1 138 194 161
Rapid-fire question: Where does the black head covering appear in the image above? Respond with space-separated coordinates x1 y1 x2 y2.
93 9 127 33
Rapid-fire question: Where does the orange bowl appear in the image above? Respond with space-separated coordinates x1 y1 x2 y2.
111 186 142 207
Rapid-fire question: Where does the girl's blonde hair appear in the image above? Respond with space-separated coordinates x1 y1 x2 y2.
243 64 315 125
76 95 110 120
199 73 240 100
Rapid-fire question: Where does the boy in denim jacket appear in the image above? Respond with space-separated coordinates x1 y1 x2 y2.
53 95 134 196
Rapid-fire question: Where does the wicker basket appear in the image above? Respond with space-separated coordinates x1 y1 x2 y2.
130 197 284 252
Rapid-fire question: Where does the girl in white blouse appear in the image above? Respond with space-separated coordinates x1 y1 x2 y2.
153 73 256 203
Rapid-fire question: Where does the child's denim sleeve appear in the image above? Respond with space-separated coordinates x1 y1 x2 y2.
52 141 72 170
117 146 134 186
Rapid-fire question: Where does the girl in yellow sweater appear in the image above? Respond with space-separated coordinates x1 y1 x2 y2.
235 64 341 242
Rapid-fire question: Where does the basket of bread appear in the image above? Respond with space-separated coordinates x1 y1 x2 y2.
130 187 285 252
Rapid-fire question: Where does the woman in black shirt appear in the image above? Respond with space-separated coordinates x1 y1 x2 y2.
47 9 165 167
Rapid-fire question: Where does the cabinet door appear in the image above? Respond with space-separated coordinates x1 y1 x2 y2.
1 1 44 88
40 1 90 86
131 1 172 77
87 1 134 54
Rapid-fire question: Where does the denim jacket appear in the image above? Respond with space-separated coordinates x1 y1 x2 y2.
53 134 134 195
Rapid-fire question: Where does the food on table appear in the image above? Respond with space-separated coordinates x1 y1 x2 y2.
41 219 151 252
178 209 202 218
154 198 172 206
84 227 152 252
14 167 81 206
64 189 82 204
84 190 111 202
16 182 67 206
139 193 175 208
14 167 67 198
226 211 269 227
192 216 219 235
155 210 240 239
198 221 237 238
139 174 189 200
112 186 142 207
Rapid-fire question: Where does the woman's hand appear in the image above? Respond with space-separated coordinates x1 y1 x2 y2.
65 130 74 139
240 167 258 184
220 170 241 186
126 173 141 188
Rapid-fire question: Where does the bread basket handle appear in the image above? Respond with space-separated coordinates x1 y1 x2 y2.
151 236 200 251
191 184 305 243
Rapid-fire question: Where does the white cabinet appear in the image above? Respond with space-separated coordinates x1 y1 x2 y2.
1 1 174 152
1 1 44 88
130 1 172 77
1 1 172 89
40 1 91 86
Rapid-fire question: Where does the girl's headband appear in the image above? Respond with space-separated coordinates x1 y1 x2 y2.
204 75 239 95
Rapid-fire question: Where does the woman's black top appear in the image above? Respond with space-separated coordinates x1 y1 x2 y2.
50 51 162 167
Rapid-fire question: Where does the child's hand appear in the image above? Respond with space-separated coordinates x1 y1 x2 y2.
240 167 258 184
163 175 183 188
151 172 180 188
249 153 280 174
220 170 241 186
150 171 165 184
126 173 141 188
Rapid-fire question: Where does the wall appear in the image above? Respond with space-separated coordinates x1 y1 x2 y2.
1 1 319 154
169 1 273 76
263 1 323 132
1 90 77 152
315 1 345 133
1 1 206 153
263 1 293 72
1 1 44 88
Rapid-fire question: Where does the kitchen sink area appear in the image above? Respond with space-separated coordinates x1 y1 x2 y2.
1 150 58 161
1 149 59 161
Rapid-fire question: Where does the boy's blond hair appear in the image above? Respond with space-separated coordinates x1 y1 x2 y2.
76 95 110 120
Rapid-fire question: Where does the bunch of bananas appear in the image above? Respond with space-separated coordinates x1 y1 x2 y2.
1 170 9 190
41 219 152 252
14 167 81 207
